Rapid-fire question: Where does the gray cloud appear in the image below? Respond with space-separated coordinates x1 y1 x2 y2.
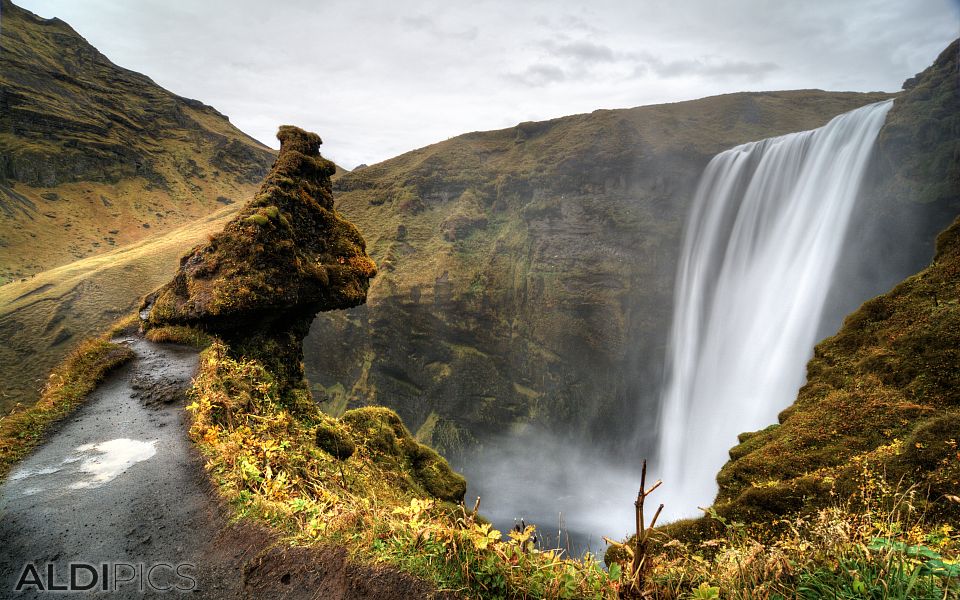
634 53 780 81
506 39 621 86
401 14 478 41
505 63 567 87
543 39 617 63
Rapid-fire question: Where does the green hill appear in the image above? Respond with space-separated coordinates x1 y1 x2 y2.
0 0 275 411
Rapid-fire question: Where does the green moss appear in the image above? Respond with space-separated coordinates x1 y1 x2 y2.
244 213 269 227
314 419 356 460
341 406 466 502
410 444 467 503
342 406 407 455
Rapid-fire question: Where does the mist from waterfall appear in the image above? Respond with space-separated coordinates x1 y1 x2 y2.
656 100 894 518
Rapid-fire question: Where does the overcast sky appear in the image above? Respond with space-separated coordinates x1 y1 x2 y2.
14 0 960 168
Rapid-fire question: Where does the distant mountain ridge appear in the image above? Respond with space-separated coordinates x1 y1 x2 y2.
0 0 274 283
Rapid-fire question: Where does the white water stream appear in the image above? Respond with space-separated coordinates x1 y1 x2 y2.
656 100 893 516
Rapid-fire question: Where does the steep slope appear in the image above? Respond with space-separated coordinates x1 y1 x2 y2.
0 208 233 413
305 90 894 462
0 0 274 283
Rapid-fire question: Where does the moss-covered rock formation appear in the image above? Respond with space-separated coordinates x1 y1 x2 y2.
143 124 464 507
143 126 376 397
339 407 466 502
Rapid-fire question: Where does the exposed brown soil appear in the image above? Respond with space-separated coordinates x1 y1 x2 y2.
232 529 459 600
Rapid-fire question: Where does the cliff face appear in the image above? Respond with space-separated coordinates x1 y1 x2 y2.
0 0 274 282
144 126 376 396
304 90 895 461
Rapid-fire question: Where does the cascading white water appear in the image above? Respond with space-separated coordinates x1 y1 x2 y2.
656 100 893 517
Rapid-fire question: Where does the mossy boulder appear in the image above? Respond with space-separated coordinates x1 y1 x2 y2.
408 443 468 503
315 419 356 460
341 407 466 503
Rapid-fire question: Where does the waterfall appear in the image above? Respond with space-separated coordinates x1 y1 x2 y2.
656 100 893 516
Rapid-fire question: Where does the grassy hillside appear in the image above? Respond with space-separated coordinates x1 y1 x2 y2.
0 0 274 283
306 89 894 461
0 206 236 412
719 216 960 520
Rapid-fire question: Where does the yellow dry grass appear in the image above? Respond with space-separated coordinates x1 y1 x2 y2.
0 204 239 414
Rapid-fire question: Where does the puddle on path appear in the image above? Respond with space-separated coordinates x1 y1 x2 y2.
9 438 158 494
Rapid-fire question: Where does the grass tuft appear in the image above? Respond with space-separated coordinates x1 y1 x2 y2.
607 472 960 599
145 324 213 349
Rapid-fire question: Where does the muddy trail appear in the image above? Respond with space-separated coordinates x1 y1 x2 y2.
0 337 447 599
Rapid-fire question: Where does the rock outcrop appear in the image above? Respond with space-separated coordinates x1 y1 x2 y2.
143 126 376 397
146 127 466 505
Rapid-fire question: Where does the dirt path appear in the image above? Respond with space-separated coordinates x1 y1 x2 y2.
0 337 243 597
0 336 451 599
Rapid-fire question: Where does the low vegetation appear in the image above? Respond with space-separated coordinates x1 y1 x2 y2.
144 324 214 349
187 339 620 598
632 472 959 599
0 324 135 479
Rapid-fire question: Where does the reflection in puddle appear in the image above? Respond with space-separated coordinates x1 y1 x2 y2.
70 438 158 489
8 438 158 492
